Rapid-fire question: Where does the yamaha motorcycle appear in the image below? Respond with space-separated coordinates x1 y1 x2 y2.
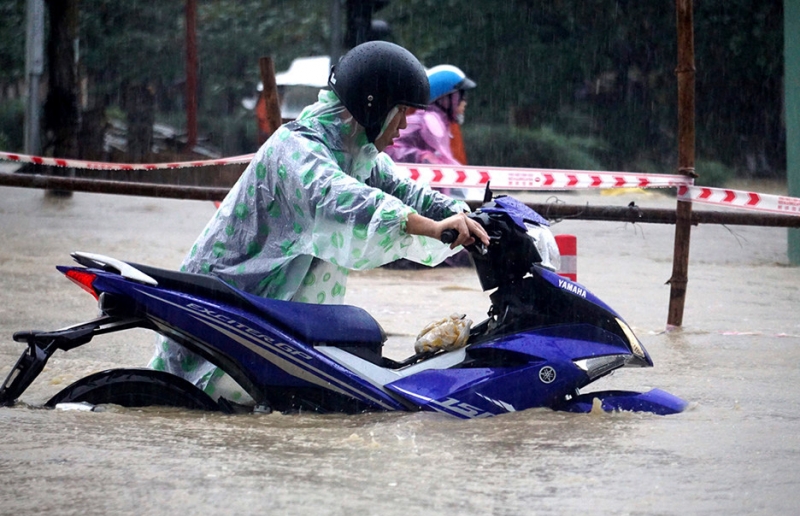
0 190 686 418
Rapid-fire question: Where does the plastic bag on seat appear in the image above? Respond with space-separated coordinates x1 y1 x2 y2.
414 313 472 354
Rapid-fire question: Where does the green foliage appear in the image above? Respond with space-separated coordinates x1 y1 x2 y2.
0 0 785 174
694 159 736 188
74 0 332 146
0 98 24 152
196 0 330 116
0 0 25 84
384 0 782 176
694 1 784 176
385 1 675 122
153 108 257 157
463 124 605 171
199 111 259 157
80 0 185 101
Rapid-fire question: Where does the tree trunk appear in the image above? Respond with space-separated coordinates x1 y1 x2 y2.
78 106 106 160
123 82 155 163
43 0 79 195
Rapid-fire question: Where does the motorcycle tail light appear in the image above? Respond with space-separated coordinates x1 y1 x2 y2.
65 269 99 300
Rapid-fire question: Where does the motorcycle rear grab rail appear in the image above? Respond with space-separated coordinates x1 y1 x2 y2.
0 316 146 406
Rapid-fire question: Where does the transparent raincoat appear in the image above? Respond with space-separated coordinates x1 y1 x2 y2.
149 90 467 401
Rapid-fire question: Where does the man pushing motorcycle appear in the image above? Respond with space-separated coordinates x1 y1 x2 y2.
148 41 489 402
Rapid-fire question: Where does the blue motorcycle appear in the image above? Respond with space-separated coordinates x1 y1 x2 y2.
0 192 686 418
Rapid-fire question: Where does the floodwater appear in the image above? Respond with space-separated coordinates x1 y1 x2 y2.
1 185 799 515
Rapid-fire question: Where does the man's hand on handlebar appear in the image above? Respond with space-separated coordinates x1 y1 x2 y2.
406 212 489 249
439 212 490 249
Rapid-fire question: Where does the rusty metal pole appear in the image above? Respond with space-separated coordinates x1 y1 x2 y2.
185 0 198 149
259 56 283 137
667 0 697 329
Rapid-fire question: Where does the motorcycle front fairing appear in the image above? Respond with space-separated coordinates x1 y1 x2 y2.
383 347 581 418
382 316 652 418
381 311 684 418
379 239 667 418
517 271 683 415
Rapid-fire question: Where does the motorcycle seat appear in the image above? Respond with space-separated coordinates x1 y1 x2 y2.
126 262 386 350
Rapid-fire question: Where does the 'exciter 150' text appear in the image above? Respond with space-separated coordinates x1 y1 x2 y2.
186 303 313 360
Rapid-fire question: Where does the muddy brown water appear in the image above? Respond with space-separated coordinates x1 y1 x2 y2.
1 186 798 515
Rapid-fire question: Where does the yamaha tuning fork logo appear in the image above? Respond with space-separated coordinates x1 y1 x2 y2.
539 366 557 384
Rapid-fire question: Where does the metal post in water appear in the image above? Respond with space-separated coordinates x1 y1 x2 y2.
185 0 198 149
787 0 800 265
24 0 44 156
667 0 697 329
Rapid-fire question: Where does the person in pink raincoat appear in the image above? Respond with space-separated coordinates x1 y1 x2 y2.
384 65 478 268
385 64 477 200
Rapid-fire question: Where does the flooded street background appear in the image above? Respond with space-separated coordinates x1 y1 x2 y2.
1 184 798 515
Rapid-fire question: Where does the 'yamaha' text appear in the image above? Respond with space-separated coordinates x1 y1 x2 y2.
558 279 587 298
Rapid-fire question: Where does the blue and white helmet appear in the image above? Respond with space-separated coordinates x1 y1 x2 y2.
426 64 476 103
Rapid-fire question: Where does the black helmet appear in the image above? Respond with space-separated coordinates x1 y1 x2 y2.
328 41 429 142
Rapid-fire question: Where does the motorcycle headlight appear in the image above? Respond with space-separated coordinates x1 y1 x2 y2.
574 320 652 374
525 223 561 272
573 355 627 380
615 317 645 359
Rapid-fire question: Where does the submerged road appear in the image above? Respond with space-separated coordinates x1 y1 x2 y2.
0 185 798 515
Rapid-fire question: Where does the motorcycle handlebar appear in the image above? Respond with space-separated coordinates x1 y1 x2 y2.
440 227 489 256
440 229 458 244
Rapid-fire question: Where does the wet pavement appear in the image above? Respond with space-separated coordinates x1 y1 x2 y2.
0 184 798 515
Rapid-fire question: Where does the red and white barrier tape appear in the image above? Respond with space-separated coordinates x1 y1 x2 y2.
0 150 689 189
393 163 693 190
678 185 800 217
0 150 253 171
3 149 799 217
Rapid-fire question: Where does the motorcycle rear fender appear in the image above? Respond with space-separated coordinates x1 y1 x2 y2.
45 368 227 412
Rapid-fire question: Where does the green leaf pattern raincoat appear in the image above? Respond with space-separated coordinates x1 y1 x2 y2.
149 91 466 401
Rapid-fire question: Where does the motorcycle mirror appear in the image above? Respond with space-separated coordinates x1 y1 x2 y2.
483 181 493 204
